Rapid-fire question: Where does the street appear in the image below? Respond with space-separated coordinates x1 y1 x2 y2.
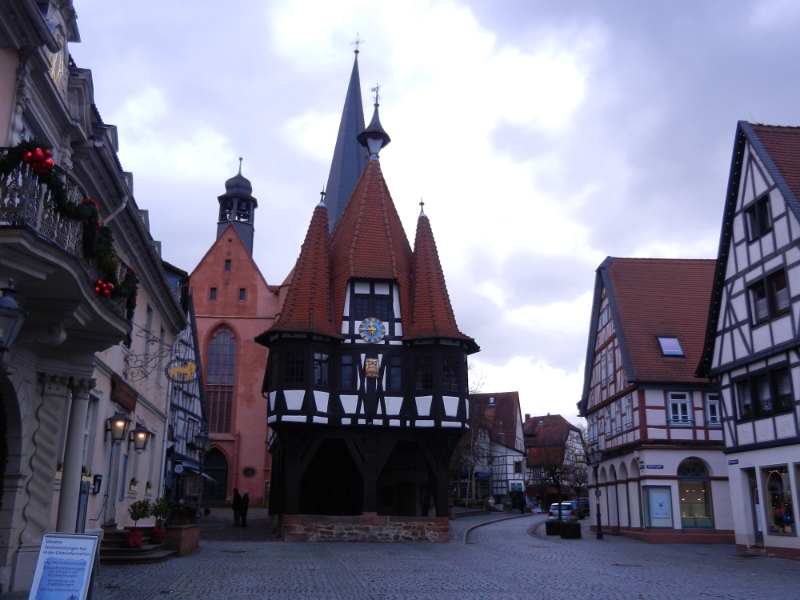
83 512 800 599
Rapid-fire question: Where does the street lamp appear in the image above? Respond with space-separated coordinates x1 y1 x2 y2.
193 431 212 520
0 279 26 352
128 426 151 453
587 446 604 540
106 413 132 443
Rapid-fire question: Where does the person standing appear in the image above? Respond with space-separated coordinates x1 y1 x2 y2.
232 488 242 526
240 490 250 528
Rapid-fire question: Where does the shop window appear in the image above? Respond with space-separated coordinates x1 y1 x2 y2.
764 467 796 535
643 485 673 529
678 458 714 528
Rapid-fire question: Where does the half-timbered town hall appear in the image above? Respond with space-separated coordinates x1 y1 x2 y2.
256 80 478 542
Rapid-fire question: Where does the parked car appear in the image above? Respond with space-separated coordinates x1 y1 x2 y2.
547 502 578 522
577 498 590 518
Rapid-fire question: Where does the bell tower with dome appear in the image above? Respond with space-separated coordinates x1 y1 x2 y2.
217 158 258 255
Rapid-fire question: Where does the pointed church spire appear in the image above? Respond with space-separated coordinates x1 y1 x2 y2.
325 51 369 233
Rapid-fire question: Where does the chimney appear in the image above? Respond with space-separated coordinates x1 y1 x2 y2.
525 413 530 421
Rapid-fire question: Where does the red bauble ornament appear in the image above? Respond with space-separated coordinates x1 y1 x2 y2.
42 158 54 170
32 147 44 161
102 289 111 297
95 286 101 293
106 283 115 292
44 149 52 159
23 152 32 162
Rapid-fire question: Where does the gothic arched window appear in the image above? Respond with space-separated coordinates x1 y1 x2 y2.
207 327 235 433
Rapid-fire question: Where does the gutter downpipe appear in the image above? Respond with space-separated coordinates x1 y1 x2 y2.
103 195 128 225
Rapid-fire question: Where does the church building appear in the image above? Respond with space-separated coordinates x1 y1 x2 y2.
256 53 478 542
189 163 281 505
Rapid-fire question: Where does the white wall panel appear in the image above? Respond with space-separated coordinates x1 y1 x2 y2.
771 315 793 345
775 413 796 439
736 244 749 273
670 429 693 440
647 428 668 439
752 325 771 353
737 423 754 445
754 418 774 443
775 216 791 250
647 409 666 426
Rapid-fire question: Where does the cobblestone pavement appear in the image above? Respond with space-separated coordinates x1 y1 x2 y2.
22 514 800 599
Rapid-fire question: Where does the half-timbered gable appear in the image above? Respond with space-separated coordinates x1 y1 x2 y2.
698 122 800 557
579 257 732 543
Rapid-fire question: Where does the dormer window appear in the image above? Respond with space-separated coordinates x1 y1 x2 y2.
745 194 771 241
657 336 684 356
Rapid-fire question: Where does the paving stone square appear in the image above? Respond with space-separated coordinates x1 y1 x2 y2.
69 513 800 600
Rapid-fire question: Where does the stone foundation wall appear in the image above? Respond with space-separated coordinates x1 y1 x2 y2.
282 513 449 542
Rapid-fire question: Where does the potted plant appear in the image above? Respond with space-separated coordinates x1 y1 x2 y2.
129 477 138 492
150 497 171 544
560 520 582 539
145 481 153 495
126 499 152 548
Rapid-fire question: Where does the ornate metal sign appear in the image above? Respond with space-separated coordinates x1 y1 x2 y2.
365 358 380 378
165 359 198 383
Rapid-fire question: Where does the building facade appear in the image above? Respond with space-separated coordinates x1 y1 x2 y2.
0 1 185 592
579 258 733 543
698 122 800 559
524 414 586 509
189 172 280 506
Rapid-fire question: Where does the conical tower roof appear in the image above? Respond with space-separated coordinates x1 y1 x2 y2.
407 211 478 353
329 159 413 333
268 201 341 338
325 53 369 232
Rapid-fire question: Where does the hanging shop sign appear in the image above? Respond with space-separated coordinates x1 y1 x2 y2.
165 359 198 383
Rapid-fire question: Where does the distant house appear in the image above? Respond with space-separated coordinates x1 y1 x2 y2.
465 393 526 508
697 122 800 559
578 257 734 543
524 414 585 508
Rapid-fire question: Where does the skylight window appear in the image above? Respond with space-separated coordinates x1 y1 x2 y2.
658 337 684 356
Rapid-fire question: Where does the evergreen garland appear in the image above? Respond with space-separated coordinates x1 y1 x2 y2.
0 141 138 311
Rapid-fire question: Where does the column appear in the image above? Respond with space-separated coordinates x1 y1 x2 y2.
56 378 95 532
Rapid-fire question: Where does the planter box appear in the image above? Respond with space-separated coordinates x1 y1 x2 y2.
560 522 582 539
165 524 200 556
545 521 561 536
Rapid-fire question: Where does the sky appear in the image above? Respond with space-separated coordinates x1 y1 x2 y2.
68 0 800 424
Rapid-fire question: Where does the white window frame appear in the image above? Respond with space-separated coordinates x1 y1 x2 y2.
607 349 615 385
705 393 721 428
600 354 607 387
624 394 634 430
604 406 612 438
668 392 693 427
614 400 622 433
588 414 598 443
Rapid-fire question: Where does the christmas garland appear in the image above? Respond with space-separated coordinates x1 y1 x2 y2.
0 141 138 312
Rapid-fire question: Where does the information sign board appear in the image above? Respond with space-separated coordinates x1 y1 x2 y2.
28 533 99 600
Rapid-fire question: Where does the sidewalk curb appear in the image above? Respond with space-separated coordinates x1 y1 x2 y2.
463 512 539 544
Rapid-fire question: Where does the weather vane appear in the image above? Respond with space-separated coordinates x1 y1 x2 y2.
238 157 243 175
352 33 363 54
419 198 425 215
319 185 326 204
371 83 381 106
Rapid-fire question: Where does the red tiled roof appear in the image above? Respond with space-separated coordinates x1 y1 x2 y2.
269 204 340 338
749 124 800 201
406 214 475 348
469 392 521 448
607 258 715 383
329 160 413 331
523 414 576 468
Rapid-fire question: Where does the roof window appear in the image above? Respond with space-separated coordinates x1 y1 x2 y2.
657 336 684 356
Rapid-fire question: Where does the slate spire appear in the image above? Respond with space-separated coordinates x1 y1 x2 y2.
325 52 369 233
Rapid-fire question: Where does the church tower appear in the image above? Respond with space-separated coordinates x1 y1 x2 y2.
257 81 478 542
217 159 258 255
324 50 369 232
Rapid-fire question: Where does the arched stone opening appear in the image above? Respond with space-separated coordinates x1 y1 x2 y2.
203 448 229 502
300 439 363 516
376 441 430 516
